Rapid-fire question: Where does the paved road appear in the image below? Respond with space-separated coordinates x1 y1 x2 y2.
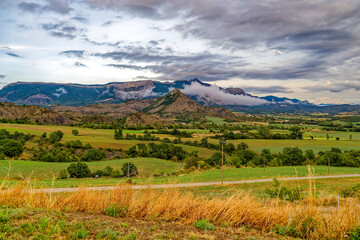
33 174 360 193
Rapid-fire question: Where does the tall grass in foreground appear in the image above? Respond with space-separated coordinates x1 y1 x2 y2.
0 185 359 239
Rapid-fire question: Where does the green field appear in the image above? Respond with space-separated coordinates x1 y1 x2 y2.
1 163 358 188
0 123 218 159
0 158 184 179
208 137 360 153
205 116 228 125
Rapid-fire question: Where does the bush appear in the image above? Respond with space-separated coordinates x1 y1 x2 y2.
67 162 91 178
121 162 138 177
206 152 225 167
112 170 122 178
49 130 64 143
340 184 360 198
58 169 68 179
72 129 79 136
81 149 106 161
193 219 214 231
1 139 23 158
65 140 83 148
94 166 114 177
265 178 302 202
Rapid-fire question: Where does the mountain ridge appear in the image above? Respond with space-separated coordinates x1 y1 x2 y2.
0 79 312 107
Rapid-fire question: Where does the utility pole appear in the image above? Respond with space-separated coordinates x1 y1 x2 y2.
219 138 226 185
328 157 330 174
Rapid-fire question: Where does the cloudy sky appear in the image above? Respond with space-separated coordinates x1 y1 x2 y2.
1 0 360 104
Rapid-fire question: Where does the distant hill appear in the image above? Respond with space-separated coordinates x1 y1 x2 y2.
0 103 74 125
0 79 312 108
0 89 244 126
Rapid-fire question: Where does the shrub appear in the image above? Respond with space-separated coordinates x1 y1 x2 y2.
58 169 68 179
65 140 83 148
193 219 214 231
81 148 106 161
1 139 23 158
72 129 79 136
49 130 64 143
67 162 91 178
340 184 360 198
206 152 225 167
112 170 122 178
265 178 302 202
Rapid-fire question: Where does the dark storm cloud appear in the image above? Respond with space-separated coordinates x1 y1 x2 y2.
83 0 360 81
304 81 360 93
0 75 7 79
243 86 294 94
6 52 23 58
59 50 85 58
95 47 247 81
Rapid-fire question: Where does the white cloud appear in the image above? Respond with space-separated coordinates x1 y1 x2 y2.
181 82 268 106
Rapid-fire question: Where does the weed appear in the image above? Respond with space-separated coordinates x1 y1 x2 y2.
193 219 214 231
0 211 10 223
350 226 360 240
103 204 128 217
72 227 89 239
122 233 137 240
20 222 36 236
97 228 119 240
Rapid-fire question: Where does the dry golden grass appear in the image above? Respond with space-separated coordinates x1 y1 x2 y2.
0 184 359 239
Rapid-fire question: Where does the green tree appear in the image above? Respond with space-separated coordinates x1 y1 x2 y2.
237 142 249 151
1 140 23 158
261 149 273 164
289 126 303 139
206 152 225 167
279 147 305 166
257 126 271 139
305 149 315 161
72 129 79 136
67 162 91 178
121 162 138 177
114 129 123 140
49 130 64 143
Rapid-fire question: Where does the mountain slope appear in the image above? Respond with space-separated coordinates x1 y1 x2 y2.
143 89 239 119
0 78 312 107
0 103 74 125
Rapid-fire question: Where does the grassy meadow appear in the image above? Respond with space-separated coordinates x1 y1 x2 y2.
1 162 358 188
